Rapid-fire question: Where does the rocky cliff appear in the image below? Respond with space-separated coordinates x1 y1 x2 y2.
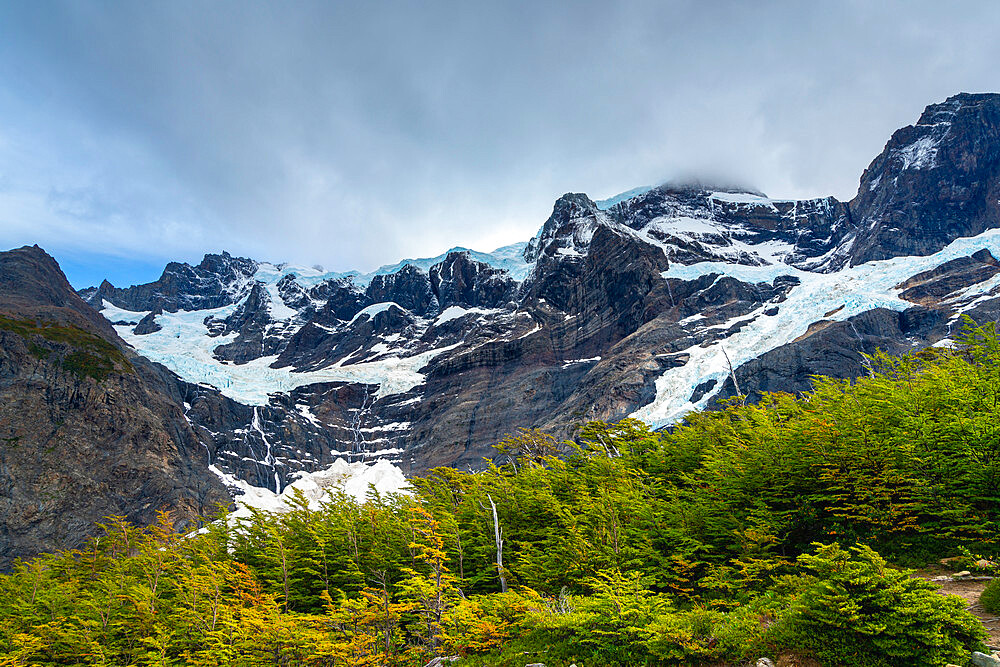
0 246 229 569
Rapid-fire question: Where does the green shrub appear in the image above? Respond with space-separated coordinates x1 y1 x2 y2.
61 349 116 380
461 570 787 667
643 601 778 664
980 578 1000 615
0 315 131 380
519 570 670 666
776 543 986 667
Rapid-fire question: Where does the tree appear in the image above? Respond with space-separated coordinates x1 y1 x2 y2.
397 507 456 660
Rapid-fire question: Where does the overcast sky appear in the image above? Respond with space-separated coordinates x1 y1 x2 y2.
2 1 1000 287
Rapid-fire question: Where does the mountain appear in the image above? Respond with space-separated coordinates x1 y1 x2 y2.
28 92 1000 515
0 246 229 568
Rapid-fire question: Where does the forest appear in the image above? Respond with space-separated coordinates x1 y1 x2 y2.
2 319 1000 666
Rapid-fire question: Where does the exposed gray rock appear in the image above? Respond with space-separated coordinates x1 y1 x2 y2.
132 307 162 335
851 93 1000 265
0 246 228 569
430 251 516 309
80 251 257 312
209 282 285 363
971 651 1000 667
311 278 371 322
366 264 438 316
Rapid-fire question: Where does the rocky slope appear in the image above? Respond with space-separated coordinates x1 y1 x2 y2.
0 246 229 569
71 92 1000 491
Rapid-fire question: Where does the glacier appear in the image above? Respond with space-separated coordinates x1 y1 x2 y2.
631 227 1000 427
108 300 461 405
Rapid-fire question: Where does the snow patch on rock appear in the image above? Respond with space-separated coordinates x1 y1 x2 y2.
348 301 402 324
897 135 941 171
434 305 499 326
209 457 409 516
595 186 653 210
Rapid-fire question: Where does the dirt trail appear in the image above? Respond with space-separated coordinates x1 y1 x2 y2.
917 572 1000 648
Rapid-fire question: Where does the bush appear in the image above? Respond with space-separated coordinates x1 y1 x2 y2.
456 570 786 667
980 578 1000 615
518 570 670 666
776 543 986 667
643 602 778 664
443 589 542 654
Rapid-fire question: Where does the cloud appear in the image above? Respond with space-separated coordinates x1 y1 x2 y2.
2 0 1000 284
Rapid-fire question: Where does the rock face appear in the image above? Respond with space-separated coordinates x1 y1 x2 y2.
79 251 257 312
850 93 1000 264
69 92 1000 489
132 308 162 335
430 252 516 309
366 265 439 317
0 246 228 569
207 282 283 363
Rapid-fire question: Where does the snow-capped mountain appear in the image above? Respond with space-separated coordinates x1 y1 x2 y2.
79 93 1000 496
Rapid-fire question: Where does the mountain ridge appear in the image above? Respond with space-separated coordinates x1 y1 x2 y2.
70 94 1000 488
3 93 999 557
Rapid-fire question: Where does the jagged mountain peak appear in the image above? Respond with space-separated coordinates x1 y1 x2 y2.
523 192 606 264
195 250 256 274
850 92 1000 265
81 250 258 314
67 92 1000 489
522 181 856 275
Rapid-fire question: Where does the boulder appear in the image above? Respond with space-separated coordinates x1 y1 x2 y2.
971 652 1000 667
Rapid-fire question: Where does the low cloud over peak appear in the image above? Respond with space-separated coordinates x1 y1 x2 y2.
2 1 1000 286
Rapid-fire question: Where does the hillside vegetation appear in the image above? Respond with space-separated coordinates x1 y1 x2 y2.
2 319 999 666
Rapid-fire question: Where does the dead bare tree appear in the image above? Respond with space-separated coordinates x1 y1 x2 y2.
721 344 746 406
483 493 507 593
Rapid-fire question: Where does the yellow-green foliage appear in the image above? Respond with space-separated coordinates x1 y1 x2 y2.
660 318 1000 564
980 578 1000 615
0 317 998 665
0 315 132 380
776 544 986 667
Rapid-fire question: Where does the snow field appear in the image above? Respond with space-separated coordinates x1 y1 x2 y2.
207 457 410 518
108 300 461 405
